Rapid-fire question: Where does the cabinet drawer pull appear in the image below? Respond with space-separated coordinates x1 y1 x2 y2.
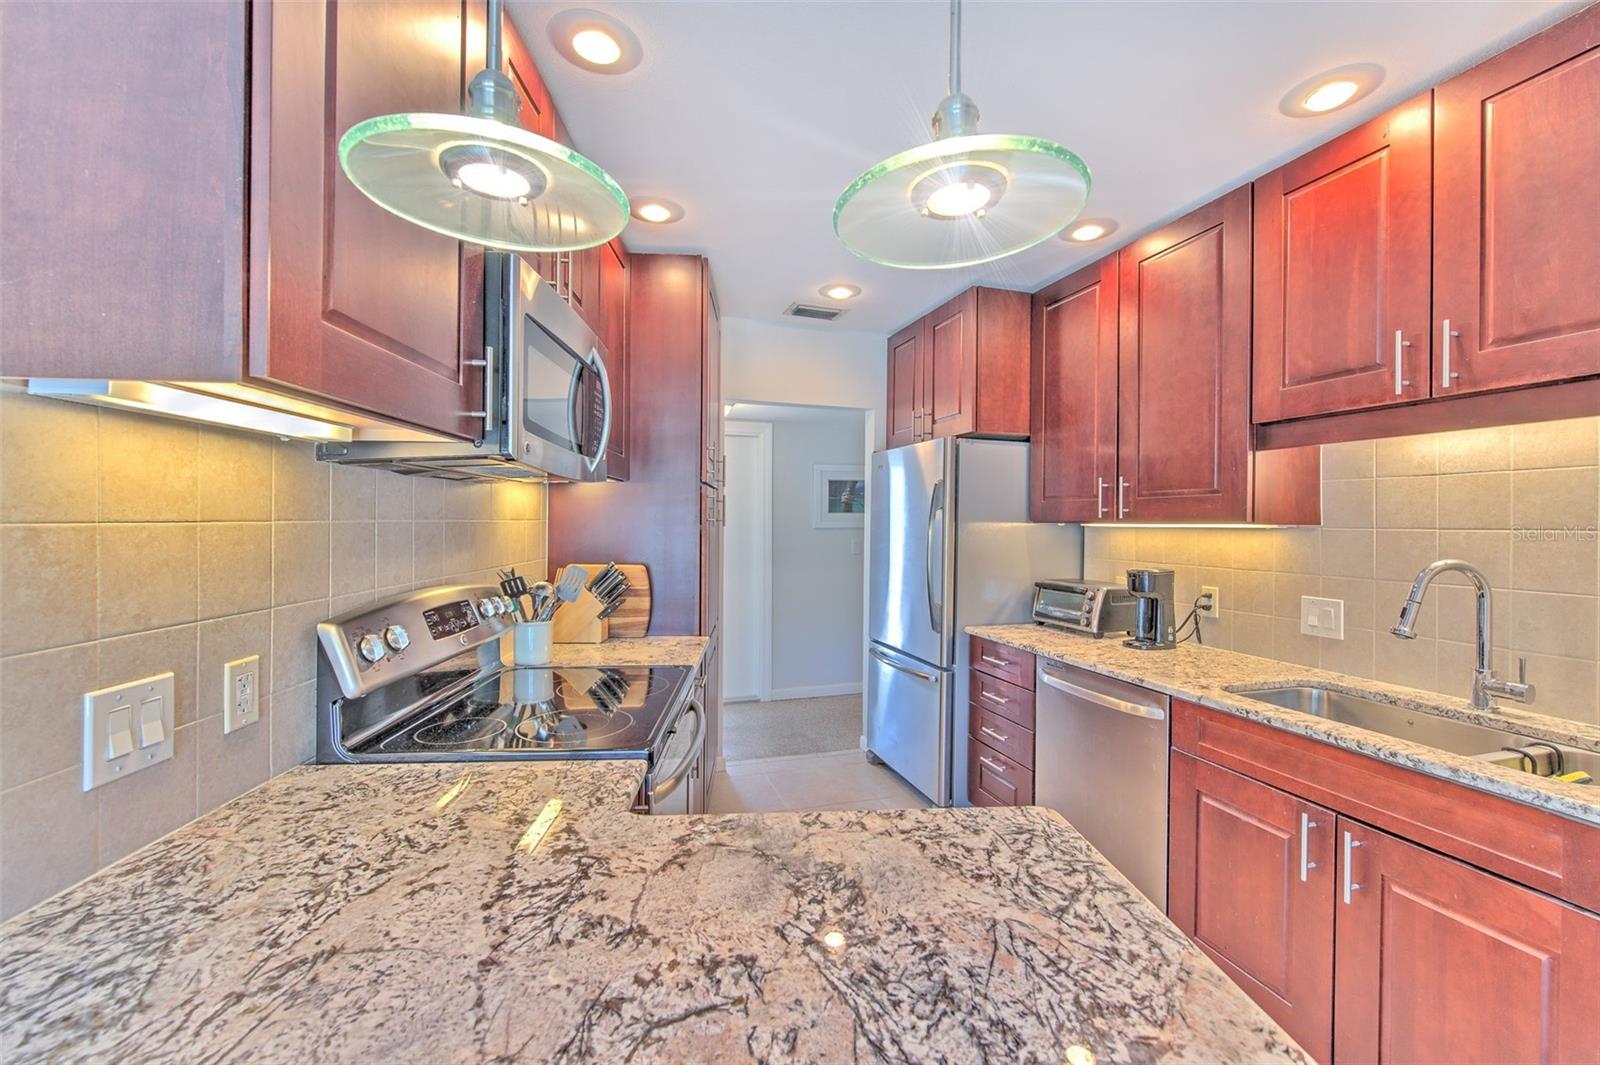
1299 812 1319 882
1393 330 1412 396
978 755 1010 775
978 689 1009 705
980 725 1010 744
979 654 1009 668
1342 830 1363 904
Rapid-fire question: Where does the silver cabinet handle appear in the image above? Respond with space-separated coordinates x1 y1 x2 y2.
1117 476 1129 518
1393 330 1412 396
978 755 1010 775
979 654 1009 668
978 689 1009 705
1095 476 1108 519
1038 664 1166 720
980 725 1010 744
1299 811 1319 882
869 646 936 683
1342 830 1363 904
925 479 945 634
1441 319 1461 388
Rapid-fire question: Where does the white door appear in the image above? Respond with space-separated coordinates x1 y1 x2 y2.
721 422 769 702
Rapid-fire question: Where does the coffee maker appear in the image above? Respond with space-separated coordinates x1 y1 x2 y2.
1123 568 1178 650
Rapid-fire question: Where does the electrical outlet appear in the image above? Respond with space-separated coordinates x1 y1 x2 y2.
83 672 175 791
223 655 261 733
1198 585 1220 616
1300 596 1345 640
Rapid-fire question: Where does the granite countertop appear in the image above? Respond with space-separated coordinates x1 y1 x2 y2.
969 623 1600 827
547 635 709 668
0 760 1306 1064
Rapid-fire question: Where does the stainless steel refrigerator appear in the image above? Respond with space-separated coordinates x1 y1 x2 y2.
866 437 1083 806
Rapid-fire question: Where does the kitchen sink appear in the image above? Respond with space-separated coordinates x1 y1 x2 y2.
1240 685 1598 783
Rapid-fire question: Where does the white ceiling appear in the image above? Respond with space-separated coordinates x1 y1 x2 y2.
510 0 1581 334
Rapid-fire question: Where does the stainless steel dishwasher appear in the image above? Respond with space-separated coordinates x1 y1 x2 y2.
1035 659 1171 909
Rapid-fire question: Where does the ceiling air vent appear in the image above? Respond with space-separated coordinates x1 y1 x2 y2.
783 302 845 322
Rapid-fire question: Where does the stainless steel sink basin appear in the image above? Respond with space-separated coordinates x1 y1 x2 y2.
1241 686 1598 783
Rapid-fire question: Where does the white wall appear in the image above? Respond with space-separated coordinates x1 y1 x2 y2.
721 317 885 425
767 412 868 697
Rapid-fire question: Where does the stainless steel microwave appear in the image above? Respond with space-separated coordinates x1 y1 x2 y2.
317 254 613 482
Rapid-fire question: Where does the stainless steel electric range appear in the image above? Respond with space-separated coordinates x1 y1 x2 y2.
314 584 704 813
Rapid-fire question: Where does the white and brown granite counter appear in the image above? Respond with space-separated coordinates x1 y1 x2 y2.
969 623 1600 827
546 635 709 668
0 758 1306 1064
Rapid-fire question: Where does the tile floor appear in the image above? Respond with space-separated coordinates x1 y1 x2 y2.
706 749 933 813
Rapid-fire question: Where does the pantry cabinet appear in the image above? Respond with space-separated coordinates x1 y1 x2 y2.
883 288 1030 449
1171 699 1600 1064
599 240 631 480
1433 6 1600 396
1252 94 1433 422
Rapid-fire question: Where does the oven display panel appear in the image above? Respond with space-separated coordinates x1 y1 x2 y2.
422 601 478 640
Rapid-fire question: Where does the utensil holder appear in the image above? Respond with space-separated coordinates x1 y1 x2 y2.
513 621 553 666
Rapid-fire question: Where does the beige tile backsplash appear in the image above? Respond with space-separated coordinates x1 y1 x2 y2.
0 392 548 918
1086 416 1600 726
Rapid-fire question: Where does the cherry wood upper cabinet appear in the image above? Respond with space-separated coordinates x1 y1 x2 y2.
702 280 723 487
1030 258 1119 522
1169 753 1335 1063
1435 5 1600 396
1253 94 1434 422
1117 187 1254 521
251 0 481 439
886 321 925 449
1333 818 1600 1064
882 287 1030 449
599 239 629 481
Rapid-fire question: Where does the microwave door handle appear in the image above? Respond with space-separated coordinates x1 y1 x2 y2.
564 357 582 453
585 348 612 474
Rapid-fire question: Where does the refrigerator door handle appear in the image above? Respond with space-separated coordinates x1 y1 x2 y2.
925 478 945 634
868 645 937 683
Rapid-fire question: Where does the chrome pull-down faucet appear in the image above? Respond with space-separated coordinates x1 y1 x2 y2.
1389 559 1535 711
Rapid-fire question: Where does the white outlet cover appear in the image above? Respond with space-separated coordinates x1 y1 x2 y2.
1300 596 1345 640
223 655 261 734
1199 584 1221 616
83 672 175 791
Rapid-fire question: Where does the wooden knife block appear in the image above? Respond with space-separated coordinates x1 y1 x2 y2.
551 588 609 644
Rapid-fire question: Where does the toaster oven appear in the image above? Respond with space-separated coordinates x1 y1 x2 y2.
1031 578 1138 638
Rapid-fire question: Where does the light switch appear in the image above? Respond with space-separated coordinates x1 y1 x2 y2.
1300 596 1345 640
139 696 166 747
106 706 135 760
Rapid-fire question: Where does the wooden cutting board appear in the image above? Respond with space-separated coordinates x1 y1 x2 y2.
558 563 651 638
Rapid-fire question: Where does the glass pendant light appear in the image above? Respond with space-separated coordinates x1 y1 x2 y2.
834 0 1091 269
339 0 628 253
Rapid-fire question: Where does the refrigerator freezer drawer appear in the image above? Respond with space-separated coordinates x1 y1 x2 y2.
866 643 950 806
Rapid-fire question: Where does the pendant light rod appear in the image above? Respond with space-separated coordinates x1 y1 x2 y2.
947 0 961 97
485 0 504 74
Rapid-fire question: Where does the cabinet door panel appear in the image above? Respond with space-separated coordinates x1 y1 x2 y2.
600 240 629 480
702 278 721 484
1117 187 1252 521
255 0 478 438
1435 8 1600 394
1031 258 1118 521
1170 753 1335 1063
1254 94 1433 421
886 321 924 448
927 289 977 437
1334 818 1600 1065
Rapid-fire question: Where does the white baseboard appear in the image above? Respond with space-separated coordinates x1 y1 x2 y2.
766 682 863 701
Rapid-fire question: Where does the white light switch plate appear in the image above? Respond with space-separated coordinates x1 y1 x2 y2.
1300 596 1345 640
83 672 175 791
223 655 261 733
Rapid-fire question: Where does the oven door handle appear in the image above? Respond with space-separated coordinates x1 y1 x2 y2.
650 700 704 805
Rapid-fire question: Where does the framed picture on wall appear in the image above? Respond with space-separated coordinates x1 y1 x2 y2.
812 464 866 528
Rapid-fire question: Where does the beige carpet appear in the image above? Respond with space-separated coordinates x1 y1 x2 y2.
722 694 863 761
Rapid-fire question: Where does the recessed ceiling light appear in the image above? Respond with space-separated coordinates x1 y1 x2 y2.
1279 63 1384 118
1062 218 1118 243
631 198 683 224
820 284 861 301
549 9 643 74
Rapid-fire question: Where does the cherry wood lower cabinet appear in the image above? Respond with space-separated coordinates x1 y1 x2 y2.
1171 700 1600 1063
1169 752 1336 1062
968 636 1035 807
883 287 1031 448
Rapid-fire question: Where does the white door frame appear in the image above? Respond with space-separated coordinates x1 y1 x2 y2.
722 420 773 703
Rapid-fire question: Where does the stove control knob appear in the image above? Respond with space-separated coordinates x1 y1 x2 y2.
477 597 497 617
383 624 411 652
357 633 388 664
